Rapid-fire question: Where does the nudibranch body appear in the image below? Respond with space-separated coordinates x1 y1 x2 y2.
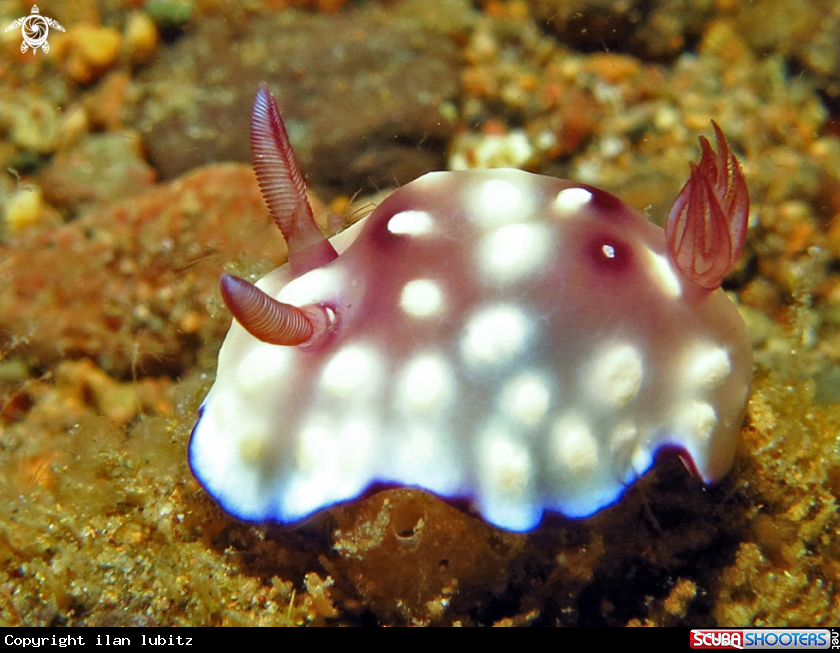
189 85 752 532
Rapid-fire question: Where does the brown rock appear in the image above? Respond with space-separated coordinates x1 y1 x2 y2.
39 131 156 214
0 163 282 378
529 0 715 60
132 9 462 194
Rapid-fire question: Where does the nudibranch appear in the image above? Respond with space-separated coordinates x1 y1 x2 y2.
189 85 752 532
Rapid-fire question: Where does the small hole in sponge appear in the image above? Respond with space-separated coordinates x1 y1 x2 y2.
389 496 427 541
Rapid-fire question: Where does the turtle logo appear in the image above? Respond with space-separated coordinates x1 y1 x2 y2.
4 5 65 54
